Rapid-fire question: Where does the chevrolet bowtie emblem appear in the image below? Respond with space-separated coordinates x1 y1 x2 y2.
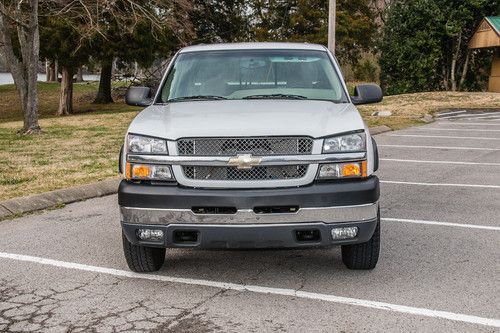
228 154 262 170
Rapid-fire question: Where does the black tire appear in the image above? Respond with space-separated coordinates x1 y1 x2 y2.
341 213 380 270
122 232 166 272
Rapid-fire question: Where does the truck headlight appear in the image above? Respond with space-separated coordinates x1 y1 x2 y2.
323 133 365 153
126 163 174 181
127 134 168 154
317 161 367 179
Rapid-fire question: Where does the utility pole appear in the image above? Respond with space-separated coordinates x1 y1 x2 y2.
328 0 336 54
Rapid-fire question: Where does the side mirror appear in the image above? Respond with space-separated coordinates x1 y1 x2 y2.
125 86 152 107
351 84 383 105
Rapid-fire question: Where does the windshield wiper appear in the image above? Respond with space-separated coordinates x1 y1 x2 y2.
242 94 308 100
167 95 227 102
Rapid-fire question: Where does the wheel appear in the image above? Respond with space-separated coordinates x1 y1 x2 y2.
341 212 380 270
122 232 166 272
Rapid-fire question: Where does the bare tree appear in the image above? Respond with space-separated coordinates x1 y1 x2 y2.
0 0 41 134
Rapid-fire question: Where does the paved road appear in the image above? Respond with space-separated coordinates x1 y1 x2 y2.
1 111 499 332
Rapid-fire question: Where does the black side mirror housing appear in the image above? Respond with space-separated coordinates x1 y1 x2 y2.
125 86 152 107
351 84 383 105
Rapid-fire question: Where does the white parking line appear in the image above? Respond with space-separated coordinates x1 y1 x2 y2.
416 128 500 132
457 117 500 121
378 144 500 151
0 252 499 328
381 180 500 189
448 121 500 124
435 122 500 126
435 110 467 117
438 112 500 119
382 218 500 231
380 158 500 166
388 134 500 140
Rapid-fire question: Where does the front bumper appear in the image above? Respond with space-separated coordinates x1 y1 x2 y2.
122 219 378 249
119 177 380 248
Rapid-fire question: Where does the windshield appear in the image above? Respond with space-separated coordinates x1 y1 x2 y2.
158 49 348 103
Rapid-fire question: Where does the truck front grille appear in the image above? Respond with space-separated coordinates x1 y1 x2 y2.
182 165 308 181
177 137 313 156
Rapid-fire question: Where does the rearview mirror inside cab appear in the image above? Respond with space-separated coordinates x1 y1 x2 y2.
351 84 383 105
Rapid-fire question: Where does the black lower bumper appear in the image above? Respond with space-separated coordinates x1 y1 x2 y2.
118 177 379 209
122 218 378 249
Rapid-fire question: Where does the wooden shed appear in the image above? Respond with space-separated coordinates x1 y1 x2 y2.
469 16 500 92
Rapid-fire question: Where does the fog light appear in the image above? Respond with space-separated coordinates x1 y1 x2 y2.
331 227 358 240
136 229 164 241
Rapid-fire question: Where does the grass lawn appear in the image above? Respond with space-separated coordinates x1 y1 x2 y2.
0 82 140 200
357 91 500 129
0 81 499 200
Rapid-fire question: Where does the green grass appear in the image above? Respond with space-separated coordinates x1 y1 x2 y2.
0 81 140 200
0 81 132 122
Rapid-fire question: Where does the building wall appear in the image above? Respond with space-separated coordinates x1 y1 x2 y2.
489 51 500 93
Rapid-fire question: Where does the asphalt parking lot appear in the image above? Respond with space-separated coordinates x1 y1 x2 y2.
1 111 499 332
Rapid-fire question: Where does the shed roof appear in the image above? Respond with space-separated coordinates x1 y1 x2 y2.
486 16 500 35
469 16 500 49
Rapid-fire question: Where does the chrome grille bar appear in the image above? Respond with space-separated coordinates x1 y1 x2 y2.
127 152 366 166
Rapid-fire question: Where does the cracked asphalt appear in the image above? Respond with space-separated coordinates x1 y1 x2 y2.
1 113 499 332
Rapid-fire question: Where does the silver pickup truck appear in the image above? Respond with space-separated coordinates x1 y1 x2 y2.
119 43 383 272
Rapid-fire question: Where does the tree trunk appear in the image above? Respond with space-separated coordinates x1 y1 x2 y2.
458 50 471 91
450 62 457 91
76 66 84 82
45 59 50 82
450 35 462 92
0 0 41 134
442 65 449 90
57 66 73 116
93 59 113 104
47 60 56 82
54 59 59 82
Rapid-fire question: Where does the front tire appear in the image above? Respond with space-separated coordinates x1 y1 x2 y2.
122 232 166 272
341 213 380 270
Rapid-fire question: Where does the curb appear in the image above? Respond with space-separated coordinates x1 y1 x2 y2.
0 178 121 221
369 125 392 135
0 126 393 221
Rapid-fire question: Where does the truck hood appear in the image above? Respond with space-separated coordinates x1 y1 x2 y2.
127 100 366 140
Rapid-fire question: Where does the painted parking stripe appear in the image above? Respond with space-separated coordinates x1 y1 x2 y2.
378 144 500 151
448 115 500 121
382 218 500 231
381 180 500 189
416 128 500 132
457 117 500 121
0 252 499 328
434 122 500 126
438 112 500 119
387 134 500 140
380 158 500 166
448 120 500 124
435 110 467 117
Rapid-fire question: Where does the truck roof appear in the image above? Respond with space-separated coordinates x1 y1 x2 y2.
179 42 328 53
